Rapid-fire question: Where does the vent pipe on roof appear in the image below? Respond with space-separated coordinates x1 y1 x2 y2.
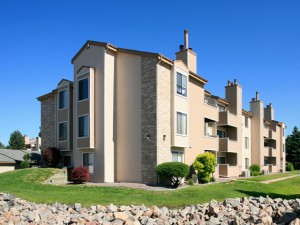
227 80 231 86
234 79 238 85
179 45 184 51
184 30 189 49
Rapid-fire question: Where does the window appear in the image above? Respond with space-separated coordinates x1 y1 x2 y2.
245 117 249 128
59 90 68 109
172 151 183 162
217 130 226 138
218 157 226 164
177 112 187 135
245 158 249 169
78 78 88 101
245 137 249 149
264 157 269 165
83 153 94 174
59 122 67 141
176 73 187 97
78 115 89 137
283 144 285 152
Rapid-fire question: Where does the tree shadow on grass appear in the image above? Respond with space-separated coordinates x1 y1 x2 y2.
236 189 300 200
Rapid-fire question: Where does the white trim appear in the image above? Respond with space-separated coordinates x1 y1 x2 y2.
78 114 89 138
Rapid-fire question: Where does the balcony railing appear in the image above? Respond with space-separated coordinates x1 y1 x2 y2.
218 111 238 127
219 138 238 152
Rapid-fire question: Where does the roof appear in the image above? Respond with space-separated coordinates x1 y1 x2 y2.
242 109 253 117
71 40 174 65
0 149 41 164
37 89 57 101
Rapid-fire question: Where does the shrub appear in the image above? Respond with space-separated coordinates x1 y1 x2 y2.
71 166 90 184
156 162 189 187
21 160 30 169
249 164 261 176
193 152 216 183
286 162 294 171
187 178 194 185
42 147 61 167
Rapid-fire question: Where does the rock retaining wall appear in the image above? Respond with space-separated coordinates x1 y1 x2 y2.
0 193 300 224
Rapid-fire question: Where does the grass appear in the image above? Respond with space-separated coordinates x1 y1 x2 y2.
238 170 300 182
0 168 300 208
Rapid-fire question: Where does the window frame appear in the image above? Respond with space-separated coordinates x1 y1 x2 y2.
78 114 89 138
58 121 68 142
172 151 184 163
176 111 187 136
78 77 89 102
245 117 249 128
176 72 187 97
58 89 68 110
245 137 249 149
83 152 94 174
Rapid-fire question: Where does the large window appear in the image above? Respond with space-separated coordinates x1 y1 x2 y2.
78 78 89 101
83 153 94 174
78 115 89 137
59 122 67 141
172 151 184 162
245 137 249 149
59 89 68 109
176 73 187 97
177 112 187 135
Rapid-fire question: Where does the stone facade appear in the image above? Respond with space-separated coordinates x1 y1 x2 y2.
141 57 158 184
40 95 56 150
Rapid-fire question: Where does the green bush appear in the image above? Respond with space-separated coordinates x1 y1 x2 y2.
156 162 189 187
193 152 216 183
187 178 194 185
249 164 261 176
21 160 30 169
286 162 294 171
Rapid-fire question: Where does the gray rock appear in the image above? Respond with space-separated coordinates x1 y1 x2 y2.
27 211 35 222
107 204 118 213
74 203 81 212
208 216 220 225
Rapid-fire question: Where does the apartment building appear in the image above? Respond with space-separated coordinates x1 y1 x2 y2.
38 30 286 184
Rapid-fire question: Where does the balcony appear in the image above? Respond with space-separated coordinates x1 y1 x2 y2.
218 164 240 177
203 98 219 121
204 135 219 151
269 129 276 140
218 111 238 127
219 138 238 152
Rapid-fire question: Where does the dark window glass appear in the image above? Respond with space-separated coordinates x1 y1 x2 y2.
176 73 187 96
78 78 88 101
59 122 67 141
59 90 67 109
78 115 88 137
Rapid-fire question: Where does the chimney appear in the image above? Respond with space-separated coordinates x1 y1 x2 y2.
256 91 259 101
234 79 238 85
179 45 184 51
184 30 189 49
227 80 231 86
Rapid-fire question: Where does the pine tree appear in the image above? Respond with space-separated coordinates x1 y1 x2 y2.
286 126 300 169
8 130 25 150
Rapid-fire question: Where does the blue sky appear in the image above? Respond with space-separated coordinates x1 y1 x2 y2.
0 0 299 145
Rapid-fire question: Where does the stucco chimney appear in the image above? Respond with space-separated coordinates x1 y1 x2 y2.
184 30 189 49
234 79 238 85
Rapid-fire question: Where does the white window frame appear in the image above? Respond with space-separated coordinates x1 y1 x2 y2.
172 151 184 163
58 121 68 142
78 114 89 138
58 89 68 110
78 77 89 102
176 111 187 136
83 152 94 174
176 72 187 97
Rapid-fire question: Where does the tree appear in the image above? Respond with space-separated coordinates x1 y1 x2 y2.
0 142 5 149
8 130 25 150
193 152 217 183
42 147 61 167
286 126 300 169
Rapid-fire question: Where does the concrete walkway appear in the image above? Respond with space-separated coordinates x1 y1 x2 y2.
261 174 300 184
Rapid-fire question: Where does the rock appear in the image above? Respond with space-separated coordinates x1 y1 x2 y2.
209 200 220 215
75 203 82 212
142 210 153 217
290 218 300 225
27 211 35 222
114 212 129 221
261 215 273 225
107 204 118 213
207 216 220 225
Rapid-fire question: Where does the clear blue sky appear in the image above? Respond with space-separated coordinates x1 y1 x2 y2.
1 0 299 145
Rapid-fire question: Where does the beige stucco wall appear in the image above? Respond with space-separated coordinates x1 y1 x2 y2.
157 62 172 164
0 165 14 173
115 52 142 182
242 115 252 171
172 61 189 148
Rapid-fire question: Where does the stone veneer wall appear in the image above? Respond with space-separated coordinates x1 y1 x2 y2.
40 95 56 150
141 57 157 184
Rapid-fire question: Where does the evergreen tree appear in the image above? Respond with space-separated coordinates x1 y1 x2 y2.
0 141 5 149
8 130 25 150
286 126 300 169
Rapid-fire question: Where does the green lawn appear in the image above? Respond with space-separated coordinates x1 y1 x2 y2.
0 168 300 208
238 170 300 182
